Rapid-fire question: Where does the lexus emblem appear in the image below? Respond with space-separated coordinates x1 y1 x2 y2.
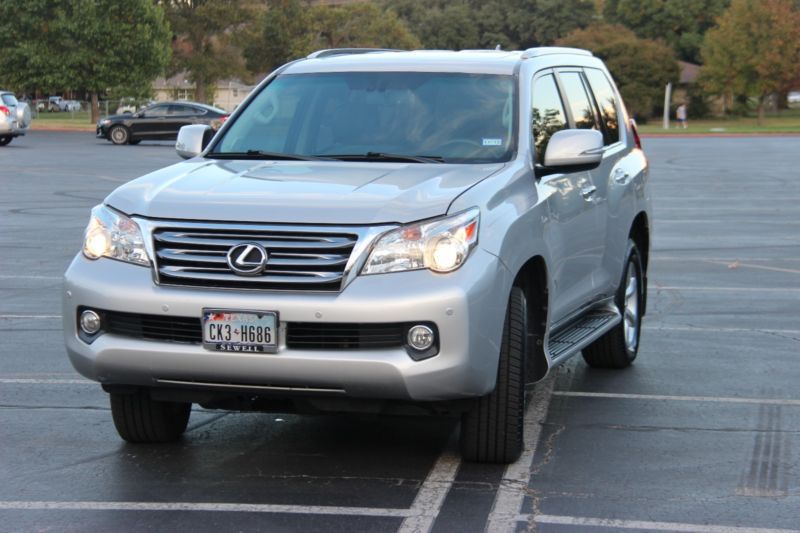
226 243 268 276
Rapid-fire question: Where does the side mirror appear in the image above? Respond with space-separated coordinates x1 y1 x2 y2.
176 124 213 159
544 129 604 169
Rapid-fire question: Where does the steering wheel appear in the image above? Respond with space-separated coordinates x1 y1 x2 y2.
437 138 483 152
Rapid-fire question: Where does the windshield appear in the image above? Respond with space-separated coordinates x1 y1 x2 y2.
213 72 516 163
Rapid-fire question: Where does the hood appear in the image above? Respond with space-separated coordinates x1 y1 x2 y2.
105 158 505 225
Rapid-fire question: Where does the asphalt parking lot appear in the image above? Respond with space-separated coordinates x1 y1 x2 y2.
1 131 799 532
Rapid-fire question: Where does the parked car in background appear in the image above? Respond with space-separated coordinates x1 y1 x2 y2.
46 96 81 112
788 91 800 105
97 101 228 145
0 91 31 146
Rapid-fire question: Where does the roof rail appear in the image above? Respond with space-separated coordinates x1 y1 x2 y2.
521 47 593 59
306 48 403 59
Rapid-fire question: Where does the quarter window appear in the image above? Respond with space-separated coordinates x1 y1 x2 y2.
559 72 597 131
585 69 619 144
531 74 568 164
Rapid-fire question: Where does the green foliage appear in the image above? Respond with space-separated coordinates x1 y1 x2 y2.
700 0 800 123
387 0 595 49
164 0 256 103
246 1 420 74
603 0 729 63
0 0 170 95
557 23 680 118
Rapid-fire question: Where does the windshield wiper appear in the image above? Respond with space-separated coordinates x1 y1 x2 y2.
322 152 446 163
208 150 333 161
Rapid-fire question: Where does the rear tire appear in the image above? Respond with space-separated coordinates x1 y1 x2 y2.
0 136 11 146
582 239 644 369
109 125 130 145
110 389 191 443
460 286 527 463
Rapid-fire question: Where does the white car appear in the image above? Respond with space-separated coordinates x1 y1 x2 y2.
0 91 31 146
788 91 800 104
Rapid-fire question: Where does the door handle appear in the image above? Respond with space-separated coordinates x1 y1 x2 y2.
580 185 597 200
613 168 630 183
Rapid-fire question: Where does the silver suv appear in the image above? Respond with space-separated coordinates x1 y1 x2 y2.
0 91 31 146
64 48 651 463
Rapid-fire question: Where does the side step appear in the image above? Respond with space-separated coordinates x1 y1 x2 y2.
546 307 621 364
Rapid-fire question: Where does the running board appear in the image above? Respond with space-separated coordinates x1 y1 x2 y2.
546 307 621 365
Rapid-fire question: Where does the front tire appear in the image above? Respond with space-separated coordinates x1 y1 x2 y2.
582 239 644 368
109 125 130 145
110 390 191 443
460 286 527 463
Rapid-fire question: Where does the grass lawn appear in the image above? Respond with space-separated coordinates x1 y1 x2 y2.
29 110 96 131
638 108 800 134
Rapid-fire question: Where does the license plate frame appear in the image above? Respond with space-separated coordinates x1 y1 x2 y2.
202 308 279 353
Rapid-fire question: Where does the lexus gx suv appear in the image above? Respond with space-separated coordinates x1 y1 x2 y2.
64 48 651 464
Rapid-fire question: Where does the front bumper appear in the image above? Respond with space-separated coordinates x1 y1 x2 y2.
63 249 511 402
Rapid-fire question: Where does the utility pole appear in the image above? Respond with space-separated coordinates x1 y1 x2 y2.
663 82 672 129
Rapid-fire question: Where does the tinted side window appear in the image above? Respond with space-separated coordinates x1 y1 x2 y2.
145 105 168 117
585 69 619 144
558 72 597 131
169 105 204 116
531 74 568 164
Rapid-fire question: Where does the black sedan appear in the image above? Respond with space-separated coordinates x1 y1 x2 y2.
97 101 228 145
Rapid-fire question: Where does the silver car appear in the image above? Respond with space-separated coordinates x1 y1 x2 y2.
64 47 651 463
0 91 31 146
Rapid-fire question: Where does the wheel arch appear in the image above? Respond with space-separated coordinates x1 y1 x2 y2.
512 255 549 383
628 211 650 315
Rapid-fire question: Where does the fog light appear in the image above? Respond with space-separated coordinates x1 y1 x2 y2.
80 310 102 334
407 325 435 351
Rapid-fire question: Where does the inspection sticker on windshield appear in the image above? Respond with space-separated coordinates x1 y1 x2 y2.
482 138 503 146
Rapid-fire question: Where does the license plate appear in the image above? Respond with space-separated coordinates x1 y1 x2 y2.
202 309 278 353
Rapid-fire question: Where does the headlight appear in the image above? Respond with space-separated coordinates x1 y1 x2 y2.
82 205 150 266
362 208 479 275
100 119 111 126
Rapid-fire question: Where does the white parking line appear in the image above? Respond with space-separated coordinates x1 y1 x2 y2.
552 391 800 406
485 376 555 533
530 513 800 532
0 379 92 385
0 500 412 517
653 286 800 292
0 275 61 280
643 325 800 335
0 315 62 319
397 448 461 533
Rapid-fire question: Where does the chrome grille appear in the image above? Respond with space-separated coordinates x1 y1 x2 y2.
152 224 360 291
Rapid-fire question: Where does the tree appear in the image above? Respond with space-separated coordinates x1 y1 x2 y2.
164 0 256 104
701 0 800 124
387 0 595 50
0 0 171 122
245 1 420 75
604 0 729 63
557 23 680 118
244 0 312 75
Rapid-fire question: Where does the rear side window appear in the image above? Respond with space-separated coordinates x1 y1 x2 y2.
558 72 597 131
1 93 17 106
531 74 568 164
585 69 620 144
169 105 204 116
144 105 169 118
